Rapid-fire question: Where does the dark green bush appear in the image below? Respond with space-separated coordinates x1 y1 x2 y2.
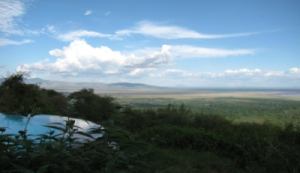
114 106 300 172
0 73 68 116
68 88 119 122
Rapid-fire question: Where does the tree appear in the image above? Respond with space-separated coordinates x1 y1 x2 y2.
0 73 68 116
68 89 118 122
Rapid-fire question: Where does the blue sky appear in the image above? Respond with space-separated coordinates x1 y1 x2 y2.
0 0 299 87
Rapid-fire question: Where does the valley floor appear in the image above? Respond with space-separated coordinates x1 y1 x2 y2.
112 90 300 127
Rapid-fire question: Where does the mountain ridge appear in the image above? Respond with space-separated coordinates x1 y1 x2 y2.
23 78 164 93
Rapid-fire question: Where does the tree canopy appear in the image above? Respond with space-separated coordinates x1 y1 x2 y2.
68 89 118 121
0 74 118 121
0 74 67 116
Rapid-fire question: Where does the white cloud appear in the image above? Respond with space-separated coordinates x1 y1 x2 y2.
54 21 260 42
0 0 53 37
160 69 196 78
18 40 170 75
223 68 262 76
0 0 25 34
143 67 300 87
84 10 92 16
18 40 255 77
127 68 156 77
289 67 300 74
127 68 195 78
0 38 32 46
169 45 254 58
57 30 111 41
124 44 254 65
146 67 300 80
203 68 288 79
47 40 125 72
115 21 258 39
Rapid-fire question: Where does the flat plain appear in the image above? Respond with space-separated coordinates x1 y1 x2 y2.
104 89 300 126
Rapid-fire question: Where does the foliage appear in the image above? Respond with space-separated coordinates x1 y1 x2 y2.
112 107 300 173
0 119 109 173
0 74 118 122
68 89 119 122
118 96 300 126
0 73 68 116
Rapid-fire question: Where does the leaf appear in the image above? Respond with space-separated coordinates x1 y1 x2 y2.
75 131 95 139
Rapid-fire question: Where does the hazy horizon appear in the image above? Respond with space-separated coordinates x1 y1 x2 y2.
1 0 299 87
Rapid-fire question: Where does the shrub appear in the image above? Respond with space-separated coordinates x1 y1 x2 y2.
68 89 119 122
0 73 68 116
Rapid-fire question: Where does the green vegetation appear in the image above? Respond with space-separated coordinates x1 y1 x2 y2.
118 97 300 126
111 106 300 173
0 74 300 172
0 74 118 122
68 89 119 122
0 73 68 116
0 117 110 172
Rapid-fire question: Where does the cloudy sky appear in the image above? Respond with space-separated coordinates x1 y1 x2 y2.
0 0 299 87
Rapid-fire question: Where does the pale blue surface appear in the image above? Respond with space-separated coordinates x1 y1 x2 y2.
0 113 101 139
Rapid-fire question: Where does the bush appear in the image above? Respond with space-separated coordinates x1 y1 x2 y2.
0 73 68 115
68 89 119 122
113 107 300 172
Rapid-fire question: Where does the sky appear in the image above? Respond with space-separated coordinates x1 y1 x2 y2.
0 0 299 87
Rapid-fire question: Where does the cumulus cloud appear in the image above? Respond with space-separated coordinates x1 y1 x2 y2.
84 10 92 16
0 0 25 34
57 30 111 41
0 38 33 46
115 21 258 39
18 40 172 76
41 40 124 73
18 40 255 77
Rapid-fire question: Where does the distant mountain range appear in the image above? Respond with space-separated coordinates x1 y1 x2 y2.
1 77 299 95
22 78 164 93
